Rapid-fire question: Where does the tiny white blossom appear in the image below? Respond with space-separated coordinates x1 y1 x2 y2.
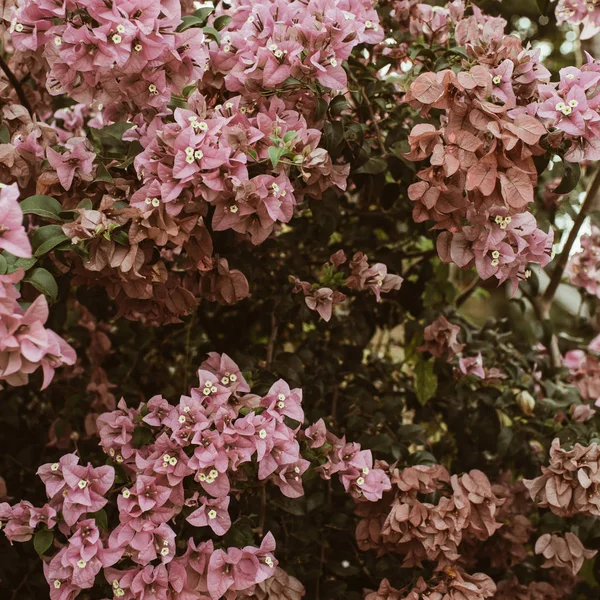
209 469 218 479
112 34 122 44
259 429 267 439
78 480 87 489
77 560 87 569
178 415 186 423
160 547 169 556
356 477 365 486
230 374 237 382
208 509 217 519
122 489 131 499
54 581 61 589
51 463 60 472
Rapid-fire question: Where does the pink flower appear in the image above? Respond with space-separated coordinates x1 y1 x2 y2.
186 496 231 535
46 139 95 191
0 183 31 258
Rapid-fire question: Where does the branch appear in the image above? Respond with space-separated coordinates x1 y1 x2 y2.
0 53 32 115
542 167 600 307
456 276 480 308
266 311 279 370
348 70 387 157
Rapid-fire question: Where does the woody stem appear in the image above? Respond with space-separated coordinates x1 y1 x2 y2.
0 53 32 115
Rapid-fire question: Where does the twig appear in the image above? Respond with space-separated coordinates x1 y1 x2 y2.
456 276 480 308
348 70 387 157
0 53 32 115
258 483 267 537
266 311 279 370
542 167 600 306
535 167 600 368
183 311 196 393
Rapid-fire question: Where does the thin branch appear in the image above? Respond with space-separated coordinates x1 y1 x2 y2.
266 311 279 370
456 276 480 308
348 70 387 157
258 483 267 537
542 167 600 306
0 53 32 115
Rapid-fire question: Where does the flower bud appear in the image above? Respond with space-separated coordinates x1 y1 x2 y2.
516 389 535 416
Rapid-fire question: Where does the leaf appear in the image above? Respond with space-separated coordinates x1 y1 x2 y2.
90 509 108 531
0 125 10 144
414 358 438 405
268 146 286 169
355 157 388 175
329 95 348 117
0 254 7 274
283 131 297 144
20 195 63 221
213 15 232 31
34 529 54 557
24 268 58 302
31 225 69 257
499 168 533 208
132 426 154 448
94 163 114 184
177 15 206 31
203 26 220 45
411 72 444 104
193 6 214 22
554 160 581 195
314 97 328 121
323 121 345 158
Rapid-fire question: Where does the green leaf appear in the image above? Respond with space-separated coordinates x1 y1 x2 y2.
193 6 214 23
203 26 220 45
283 131 297 144
554 159 581 195
94 163 114 184
329 95 348 117
24 268 58 302
90 509 108 531
268 146 286 169
414 358 438 405
213 15 232 31
20 195 63 221
132 426 154 448
355 156 388 175
0 254 7 274
314 97 328 121
4 253 37 273
0 125 10 144
31 225 69 257
177 15 206 31
33 529 54 557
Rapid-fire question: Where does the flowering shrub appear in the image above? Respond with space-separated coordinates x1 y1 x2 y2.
3 0 600 598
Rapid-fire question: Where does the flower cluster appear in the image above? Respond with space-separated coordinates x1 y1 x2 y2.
553 0 600 42
354 464 503 568
0 184 76 388
418 315 464 360
0 353 397 599
207 0 384 107
567 225 600 298
131 95 348 242
535 532 597 575
403 10 566 292
365 569 496 600
563 333 600 403
292 250 402 321
9 0 207 111
532 56 600 162
305 418 392 502
524 438 600 517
